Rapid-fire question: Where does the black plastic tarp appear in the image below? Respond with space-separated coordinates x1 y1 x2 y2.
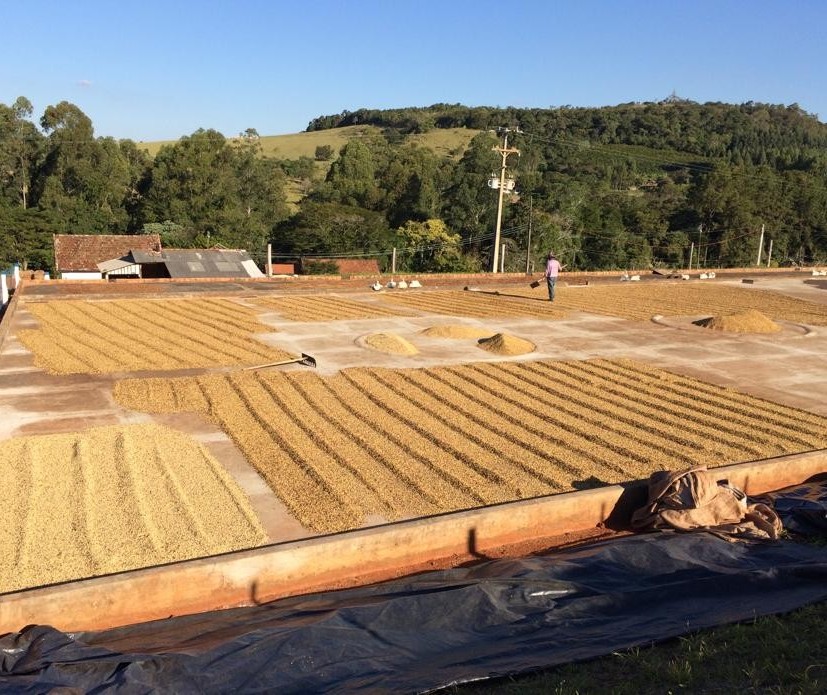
1 531 826 694
764 474 827 537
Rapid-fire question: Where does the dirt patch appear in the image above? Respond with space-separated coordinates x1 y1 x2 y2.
477 333 536 355
0 423 267 593
693 309 781 333
421 325 494 339
360 333 419 355
114 359 827 534
17 298 290 374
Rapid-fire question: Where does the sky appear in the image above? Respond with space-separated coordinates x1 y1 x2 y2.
2 0 825 142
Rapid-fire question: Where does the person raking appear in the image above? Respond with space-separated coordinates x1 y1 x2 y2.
544 252 565 301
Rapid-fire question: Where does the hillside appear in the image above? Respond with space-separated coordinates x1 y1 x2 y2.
307 100 827 168
137 125 480 161
4 98 827 275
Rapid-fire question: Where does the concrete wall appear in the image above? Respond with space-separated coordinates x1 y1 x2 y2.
60 271 104 280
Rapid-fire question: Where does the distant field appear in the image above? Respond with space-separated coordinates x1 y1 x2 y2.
257 125 378 160
136 125 480 161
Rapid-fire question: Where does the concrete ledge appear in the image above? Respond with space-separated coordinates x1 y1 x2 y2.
0 280 23 354
1 449 824 634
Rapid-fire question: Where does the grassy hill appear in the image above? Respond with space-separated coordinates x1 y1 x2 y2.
136 125 482 210
136 125 480 161
133 124 711 208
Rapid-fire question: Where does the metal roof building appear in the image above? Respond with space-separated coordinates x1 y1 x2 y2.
103 249 265 280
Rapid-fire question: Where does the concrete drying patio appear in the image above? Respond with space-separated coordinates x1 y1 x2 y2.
2 274 826 544
1 272 826 632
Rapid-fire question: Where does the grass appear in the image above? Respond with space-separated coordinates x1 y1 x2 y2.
135 125 480 161
135 125 376 159
407 127 480 159
449 601 827 694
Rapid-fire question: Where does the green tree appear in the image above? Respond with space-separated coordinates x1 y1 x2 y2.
441 132 499 256
0 97 42 210
314 139 386 209
314 145 334 161
140 128 237 236
380 144 445 227
0 207 56 270
275 201 392 257
118 139 152 230
141 220 186 247
396 218 471 272
36 101 129 232
139 129 288 253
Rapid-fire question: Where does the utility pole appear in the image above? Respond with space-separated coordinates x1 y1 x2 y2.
525 194 533 275
20 152 28 210
688 242 694 270
489 128 520 273
267 243 272 277
766 239 773 267
756 224 765 266
697 225 702 269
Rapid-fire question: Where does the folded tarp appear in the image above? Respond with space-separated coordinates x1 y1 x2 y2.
1 531 825 693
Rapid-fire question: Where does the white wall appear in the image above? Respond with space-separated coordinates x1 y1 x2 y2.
60 272 103 280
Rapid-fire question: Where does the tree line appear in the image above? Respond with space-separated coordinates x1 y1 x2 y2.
2 96 826 274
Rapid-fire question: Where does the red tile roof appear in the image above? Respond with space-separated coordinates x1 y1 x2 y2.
54 234 162 273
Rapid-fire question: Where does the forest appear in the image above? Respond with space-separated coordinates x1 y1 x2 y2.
1 96 826 274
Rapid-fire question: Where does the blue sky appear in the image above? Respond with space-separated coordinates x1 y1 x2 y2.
2 0 824 141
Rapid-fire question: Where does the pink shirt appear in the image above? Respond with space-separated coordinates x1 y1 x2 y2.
545 258 561 278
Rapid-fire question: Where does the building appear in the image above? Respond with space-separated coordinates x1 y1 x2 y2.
53 234 265 280
104 248 265 279
53 234 162 280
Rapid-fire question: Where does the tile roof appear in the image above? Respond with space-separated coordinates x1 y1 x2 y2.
53 234 162 273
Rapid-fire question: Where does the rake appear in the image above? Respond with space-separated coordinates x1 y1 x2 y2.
244 353 317 370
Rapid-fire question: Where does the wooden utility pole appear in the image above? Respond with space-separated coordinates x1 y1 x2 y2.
525 194 533 275
491 129 520 273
